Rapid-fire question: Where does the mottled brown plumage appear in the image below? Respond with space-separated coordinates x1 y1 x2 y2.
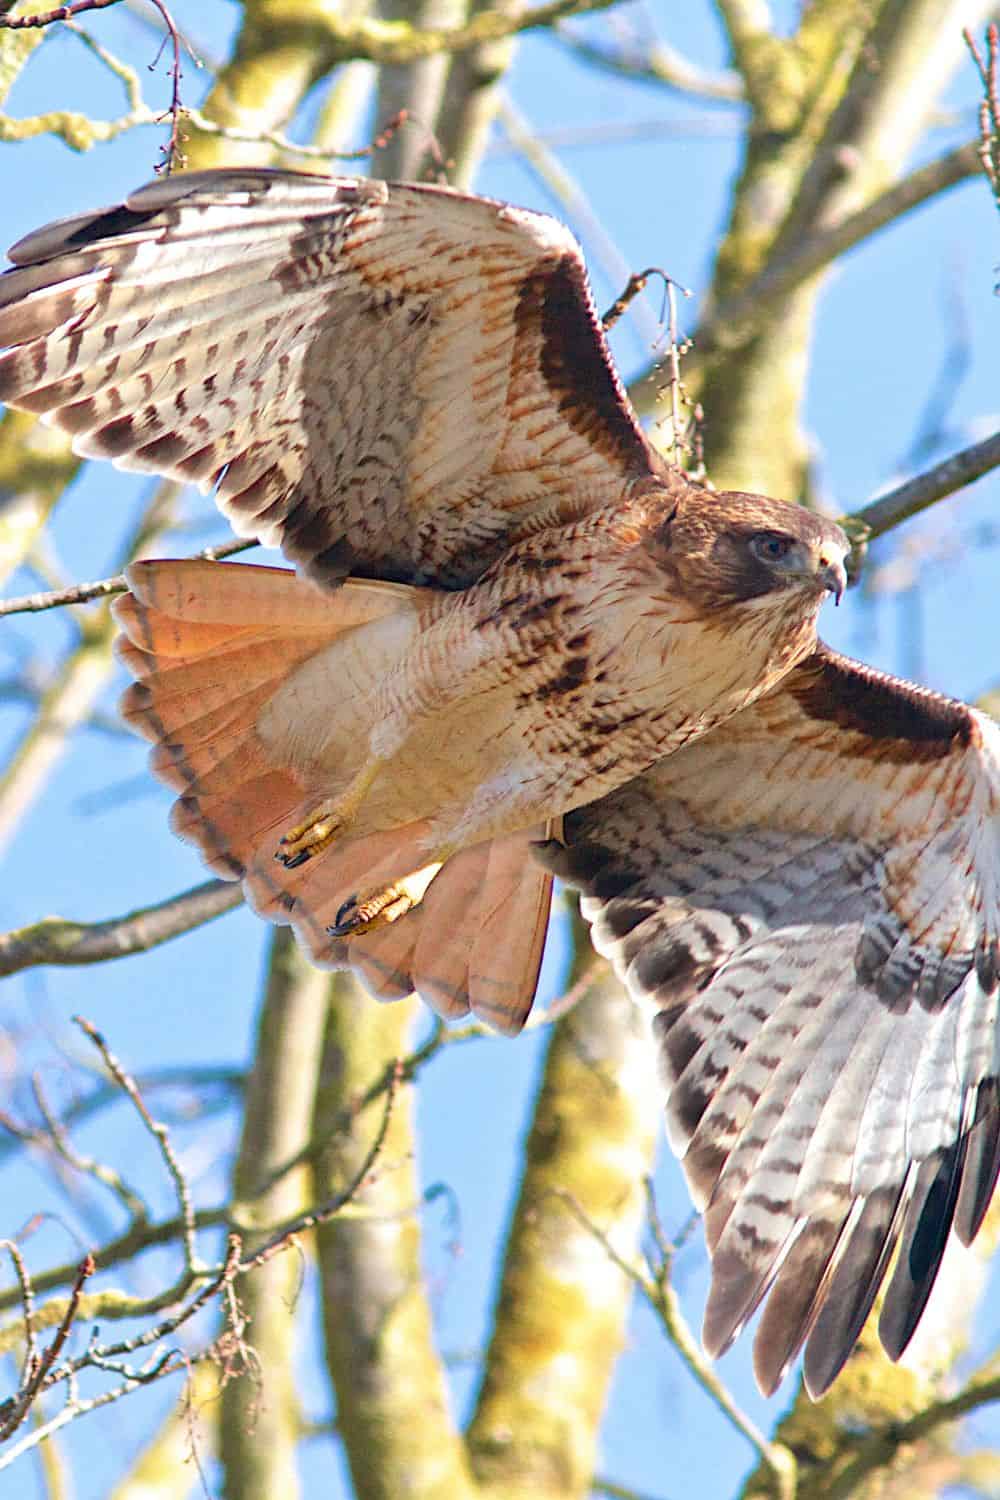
3 168 998 1399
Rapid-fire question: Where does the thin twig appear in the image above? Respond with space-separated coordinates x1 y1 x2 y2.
29 1073 150 1227
0 0 629 62
0 1211 226 1326
0 1066 242 1173
0 536 257 619
601 266 672 329
238 1061 402 1268
0 0 119 25
664 278 692 468
964 23 1000 212
0 1254 95 1440
629 138 984 412
0 1241 38 1388
96 1235 240 1369
553 28 742 101
0 1074 397 1416
74 1019 200 1274
143 0 185 172
0 1017 506 1330
553 1187 795 1498
0 1359 184 1470
0 0 188 168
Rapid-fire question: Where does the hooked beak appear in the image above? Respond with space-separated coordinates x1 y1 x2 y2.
819 555 847 606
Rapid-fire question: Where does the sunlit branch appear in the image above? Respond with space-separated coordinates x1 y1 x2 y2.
75 1017 200 1274
964 22 1000 212
0 880 243 978
694 141 985 364
0 0 633 66
846 428 1000 544
0 537 256 619
555 1184 794 1497
825 1362 1000 1500
630 138 983 413
552 28 743 101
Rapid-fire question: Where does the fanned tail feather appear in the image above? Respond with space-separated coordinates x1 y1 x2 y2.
112 558 550 1033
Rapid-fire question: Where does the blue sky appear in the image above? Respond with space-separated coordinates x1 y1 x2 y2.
0 2 999 1497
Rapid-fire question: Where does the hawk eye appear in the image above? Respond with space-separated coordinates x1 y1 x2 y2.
750 532 793 563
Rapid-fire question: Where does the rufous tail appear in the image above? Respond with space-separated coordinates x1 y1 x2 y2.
112 559 551 1034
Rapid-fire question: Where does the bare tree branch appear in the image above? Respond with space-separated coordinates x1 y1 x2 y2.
0 1253 95 1441
847 428 1000 544
0 535 257 619
108 1363 219 1500
630 137 984 413
815 1361 1000 1500
0 0 121 28
1 0 634 65
552 28 743 101
556 1183 794 1492
965 21 1000 211
74 1017 200 1274
699 139 983 362
0 1065 241 1172
0 880 243 978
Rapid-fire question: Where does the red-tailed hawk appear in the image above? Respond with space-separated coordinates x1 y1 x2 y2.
1 169 997 1399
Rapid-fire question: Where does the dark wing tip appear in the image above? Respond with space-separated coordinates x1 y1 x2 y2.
954 1080 1000 1245
799 1188 905 1398
877 1142 968 1363
751 1218 844 1397
702 1245 776 1361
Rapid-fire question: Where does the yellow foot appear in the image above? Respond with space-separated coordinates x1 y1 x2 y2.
328 861 443 938
275 759 383 869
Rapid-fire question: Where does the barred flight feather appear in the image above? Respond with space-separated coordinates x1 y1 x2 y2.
0 167 664 590
540 643 1000 1395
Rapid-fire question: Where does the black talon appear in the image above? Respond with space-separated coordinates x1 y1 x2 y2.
328 895 360 937
276 848 311 869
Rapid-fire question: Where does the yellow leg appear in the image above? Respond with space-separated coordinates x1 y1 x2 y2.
276 759 384 868
328 859 444 938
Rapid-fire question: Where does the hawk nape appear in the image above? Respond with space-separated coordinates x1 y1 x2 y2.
2 169 997 1400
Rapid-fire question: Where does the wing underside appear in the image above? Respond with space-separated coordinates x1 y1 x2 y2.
538 644 1000 1394
0 169 663 589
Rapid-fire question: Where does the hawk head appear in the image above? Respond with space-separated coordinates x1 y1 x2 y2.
651 488 849 614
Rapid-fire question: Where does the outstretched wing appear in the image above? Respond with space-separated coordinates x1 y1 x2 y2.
539 643 1000 1397
0 168 664 588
